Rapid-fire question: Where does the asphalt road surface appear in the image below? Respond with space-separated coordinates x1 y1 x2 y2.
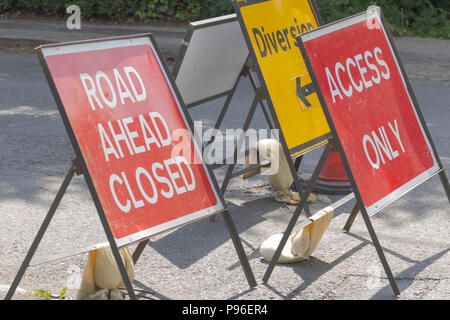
0 36 449 300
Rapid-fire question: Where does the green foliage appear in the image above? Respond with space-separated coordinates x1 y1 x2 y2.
133 0 232 22
203 0 233 17
0 0 13 11
58 287 67 299
0 0 447 38
316 0 450 39
0 0 145 21
30 288 53 300
0 0 233 22
28 287 67 300
135 0 180 21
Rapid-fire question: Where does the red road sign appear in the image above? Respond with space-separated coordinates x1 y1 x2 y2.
299 9 440 215
39 35 224 246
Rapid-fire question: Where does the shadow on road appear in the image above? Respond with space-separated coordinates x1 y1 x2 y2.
144 197 281 269
258 231 447 300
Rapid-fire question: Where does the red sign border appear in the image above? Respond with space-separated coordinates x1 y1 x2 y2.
297 8 443 216
36 34 226 246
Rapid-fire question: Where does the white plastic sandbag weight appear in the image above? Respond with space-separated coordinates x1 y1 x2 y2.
76 242 135 300
260 207 334 263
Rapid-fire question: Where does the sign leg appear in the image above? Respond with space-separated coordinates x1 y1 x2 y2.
4 164 76 300
259 99 275 130
246 69 276 130
286 154 312 217
203 70 243 150
343 203 359 233
438 170 450 204
132 239 150 264
71 158 138 300
294 156 303 172
220 93 259 194
221 210 257 288
92 198 137 299
358 206 400 296
107 238 137 300
262 143 332 283
274 127 313 217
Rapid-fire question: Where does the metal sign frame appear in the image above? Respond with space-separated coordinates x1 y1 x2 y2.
172 15 290 223
172 13 249 109
5 34 257 300
263 8 450 297
172 13 275 150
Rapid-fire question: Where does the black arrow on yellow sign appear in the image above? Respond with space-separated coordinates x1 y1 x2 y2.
296 76 315 107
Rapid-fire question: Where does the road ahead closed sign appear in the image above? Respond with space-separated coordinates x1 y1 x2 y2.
38 35 224 246
300 9 440 215
233 0 331 155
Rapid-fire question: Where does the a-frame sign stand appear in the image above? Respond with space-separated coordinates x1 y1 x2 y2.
211 64 276 193
170 14 278 199
189 61 277 180
5 155 257 300
5 34 257 300
263 8 450 297
231 0 335 226
169 14 309 224
261 139 402 295
4 159 137 300
204 62 315 221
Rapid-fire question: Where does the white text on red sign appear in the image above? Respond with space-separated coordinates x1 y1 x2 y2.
363 119 406 169
325 47 390 103
79 66 197 213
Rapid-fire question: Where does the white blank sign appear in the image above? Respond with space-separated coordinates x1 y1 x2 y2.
173 14 249 107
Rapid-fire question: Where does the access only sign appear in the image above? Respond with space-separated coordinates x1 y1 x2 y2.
299 9 441 215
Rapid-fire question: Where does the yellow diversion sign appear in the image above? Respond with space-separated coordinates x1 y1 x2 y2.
233 0 331 155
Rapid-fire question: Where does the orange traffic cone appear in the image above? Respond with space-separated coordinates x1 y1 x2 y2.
300 148 352 195
318 149 348 182
315 149 352 194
